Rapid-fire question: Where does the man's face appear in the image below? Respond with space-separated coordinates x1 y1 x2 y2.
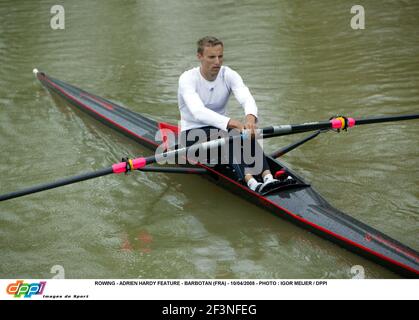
198 44 223 80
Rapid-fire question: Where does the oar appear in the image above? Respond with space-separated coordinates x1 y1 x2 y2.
0 138 225 201
0 165 207 201
0 168 114 201
139 166 207 174
270 130 323 159
262 114 419 138
1 113 418 201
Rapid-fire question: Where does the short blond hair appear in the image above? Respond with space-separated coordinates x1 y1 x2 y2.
197 36 223 54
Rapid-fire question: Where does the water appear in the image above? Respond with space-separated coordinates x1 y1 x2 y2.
0 0 418 279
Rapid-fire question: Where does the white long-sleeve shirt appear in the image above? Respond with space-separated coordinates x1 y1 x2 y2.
178 66 258 132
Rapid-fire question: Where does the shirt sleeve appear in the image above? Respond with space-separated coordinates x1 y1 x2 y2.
179 73 230 131
226 68 258 119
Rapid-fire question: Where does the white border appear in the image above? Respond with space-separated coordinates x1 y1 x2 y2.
1 279 418 300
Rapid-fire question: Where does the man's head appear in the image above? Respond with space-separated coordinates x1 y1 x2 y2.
197 36 224 81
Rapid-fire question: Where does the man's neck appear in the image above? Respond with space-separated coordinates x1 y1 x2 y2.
199 67 218 82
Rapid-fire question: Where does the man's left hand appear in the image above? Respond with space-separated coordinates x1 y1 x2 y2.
244 114 257 137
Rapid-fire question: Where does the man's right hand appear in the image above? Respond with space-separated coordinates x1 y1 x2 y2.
227 119 245 131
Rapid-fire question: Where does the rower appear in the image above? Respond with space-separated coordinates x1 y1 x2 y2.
178 36 280 193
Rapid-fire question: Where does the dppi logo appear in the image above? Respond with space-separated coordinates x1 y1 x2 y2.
6 280 46 298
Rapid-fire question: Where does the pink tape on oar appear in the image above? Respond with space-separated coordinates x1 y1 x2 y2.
330 117 356 129
112 157 147 174
112 162 127 174
331 118 343 129
132 157 147 169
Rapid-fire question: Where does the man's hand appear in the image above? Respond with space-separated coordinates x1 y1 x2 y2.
227 119 245 131
244 114 257 138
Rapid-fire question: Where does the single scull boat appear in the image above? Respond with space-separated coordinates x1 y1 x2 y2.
3 70 419 278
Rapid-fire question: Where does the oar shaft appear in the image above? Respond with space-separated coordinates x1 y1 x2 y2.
139 166 207 174
0 168 114 202
262 113 419 138
270 130 322 158
354 114 419 126
262 122 329 138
